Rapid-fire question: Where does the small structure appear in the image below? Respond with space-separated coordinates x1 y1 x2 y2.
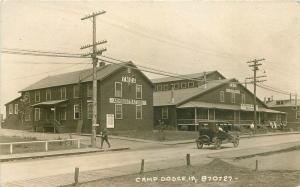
266 99 300 130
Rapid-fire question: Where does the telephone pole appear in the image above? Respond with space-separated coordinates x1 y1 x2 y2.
81 11 107 147
246 58 266 133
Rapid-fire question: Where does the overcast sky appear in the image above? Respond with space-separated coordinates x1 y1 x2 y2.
1 1 300 116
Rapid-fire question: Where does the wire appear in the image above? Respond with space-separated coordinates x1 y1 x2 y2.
2 47 83 56
0 50 89 59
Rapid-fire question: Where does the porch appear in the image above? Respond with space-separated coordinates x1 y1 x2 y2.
31 100 68 133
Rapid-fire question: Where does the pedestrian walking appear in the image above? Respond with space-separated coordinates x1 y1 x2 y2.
100 128 111 149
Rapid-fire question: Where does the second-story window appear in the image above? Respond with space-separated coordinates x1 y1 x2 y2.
46 89 51 101
115 82 122 97
35 91 40 102
241 93 246 104
87 83 93 98
231 92 236 104
60 87 66 100
115 104 123 119
73 104 81 119
220 91 225 102
73 85 79 98
136 85 142 99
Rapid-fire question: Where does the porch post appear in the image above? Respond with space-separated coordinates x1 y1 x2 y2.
194 108 197 131
207 109 210 121
53 107 56 134
258 112 261 125
214 109 215 120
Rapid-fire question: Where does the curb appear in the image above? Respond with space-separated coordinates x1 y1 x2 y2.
0 147 129 162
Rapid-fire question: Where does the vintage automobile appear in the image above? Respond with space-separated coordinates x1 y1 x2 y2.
195 121 240 149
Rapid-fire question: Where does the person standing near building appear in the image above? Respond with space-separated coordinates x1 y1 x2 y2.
100 128 111 149
250 122 255 136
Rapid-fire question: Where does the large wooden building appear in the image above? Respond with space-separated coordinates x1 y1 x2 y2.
4 62 153 133
152 71 285 130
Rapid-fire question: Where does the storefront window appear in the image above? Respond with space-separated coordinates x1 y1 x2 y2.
162 107 168 119
87 103 93 119
73 104 81 119
136 105 142 119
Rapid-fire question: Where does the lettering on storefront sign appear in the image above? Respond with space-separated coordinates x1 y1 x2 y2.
109 98 147 105
229 83 237 88
226 88 240 94
122 76 136 84
241 104 258 111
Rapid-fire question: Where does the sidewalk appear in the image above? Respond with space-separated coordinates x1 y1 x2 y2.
0 147 129 162
4 140 300 187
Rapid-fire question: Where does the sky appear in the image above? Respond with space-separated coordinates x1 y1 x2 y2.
1 0 300 117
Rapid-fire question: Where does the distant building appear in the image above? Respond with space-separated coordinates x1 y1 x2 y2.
4 62 153 133
267 99 300 130
152 72 285 130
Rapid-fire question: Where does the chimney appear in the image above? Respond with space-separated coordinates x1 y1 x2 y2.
99 61 105 67
171 87 175 104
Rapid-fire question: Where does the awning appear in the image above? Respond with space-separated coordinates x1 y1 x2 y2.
31 100 68 108
177 101 285 114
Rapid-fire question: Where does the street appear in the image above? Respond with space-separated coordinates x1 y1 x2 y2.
1 133 300 185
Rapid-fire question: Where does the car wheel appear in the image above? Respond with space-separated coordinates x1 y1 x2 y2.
196 140 204 149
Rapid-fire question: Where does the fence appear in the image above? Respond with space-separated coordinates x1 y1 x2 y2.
0 139 81 154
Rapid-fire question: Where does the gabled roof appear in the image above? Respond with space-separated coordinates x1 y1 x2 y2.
20 62 152 92
151 70 225 84
153 79 231 106
267 99 300 107
5 96 22 106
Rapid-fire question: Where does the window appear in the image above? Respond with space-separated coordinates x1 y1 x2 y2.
241 93 246 104
164 84 169 91
157 85 162 91
34 108 40 121
60 108 66 120
46 89 51 101
115 104 123 119
136 105 142 119
87 103 93 119
174 83 180 90
162 107 168 119
188 82 194 88
136 85 142 99
296 111 300 119
60 87 66 100
14 104 18 114
231 92 236 103
73 85 79 98
35 91 40 102
73 104 81 119
9 104 13 114
181 82 187 89
292 106 297 110
115 82 122 98
220 91 225 102
87 83 93 98
25 109 31 121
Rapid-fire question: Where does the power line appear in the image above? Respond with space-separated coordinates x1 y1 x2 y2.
2 47 83 56
0 50 89 59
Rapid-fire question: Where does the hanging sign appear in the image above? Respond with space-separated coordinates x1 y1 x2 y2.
241 104 258 111
226 88 240 94
122 76 136 84
106 114 114 128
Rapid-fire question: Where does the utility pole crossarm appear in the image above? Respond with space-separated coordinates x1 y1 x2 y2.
81 11 106 20
80 40 107 50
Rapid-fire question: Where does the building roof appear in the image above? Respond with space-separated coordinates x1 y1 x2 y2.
267 99 300 107
31 100 68 108
20 62 151 92
153 79 231 106
5 96 22 105
151 71 224 84
178 101 285 114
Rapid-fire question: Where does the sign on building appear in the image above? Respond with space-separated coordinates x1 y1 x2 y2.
226 88 240 94
109 98 147 105
241 104 258 111
106 114 114 128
